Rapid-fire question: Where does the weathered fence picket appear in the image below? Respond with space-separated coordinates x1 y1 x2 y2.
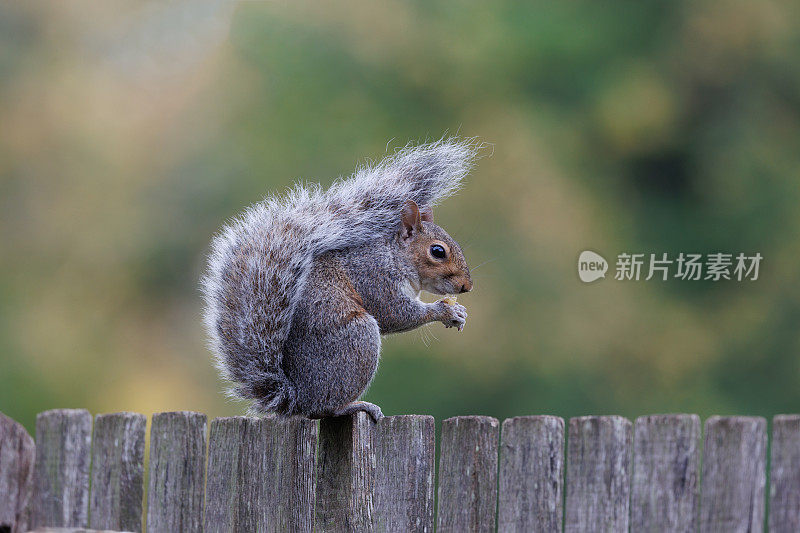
315 412 376 532
89 413 146 533
700 416 767 533
631 414 700 532
315 413 435 533
498 416 564 533
770 415 800 533
204 416 318 533
565 416 632 533
4 409 800 532
436 416 500 533
146 411 206 533
0 412 35 533
371 415 435 533
30 409 93 530
203 416 247 532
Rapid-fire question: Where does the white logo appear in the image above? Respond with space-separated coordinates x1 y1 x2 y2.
578 251 608 283
578 251 762 283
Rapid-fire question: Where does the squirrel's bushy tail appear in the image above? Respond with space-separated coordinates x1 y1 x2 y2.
201 137 480 414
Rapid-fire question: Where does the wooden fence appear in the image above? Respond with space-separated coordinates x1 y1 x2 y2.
1 410 799 532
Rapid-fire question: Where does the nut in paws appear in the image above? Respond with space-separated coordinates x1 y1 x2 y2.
438 300 467 331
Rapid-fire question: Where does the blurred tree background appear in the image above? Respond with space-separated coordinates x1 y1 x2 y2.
1 0 799 434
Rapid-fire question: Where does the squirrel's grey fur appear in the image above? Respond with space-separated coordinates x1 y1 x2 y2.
201 137 477 418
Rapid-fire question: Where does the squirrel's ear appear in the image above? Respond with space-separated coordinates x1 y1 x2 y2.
401 200 422 241
419 204 434 223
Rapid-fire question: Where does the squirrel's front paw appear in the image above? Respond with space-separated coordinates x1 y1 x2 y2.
435 301 467 331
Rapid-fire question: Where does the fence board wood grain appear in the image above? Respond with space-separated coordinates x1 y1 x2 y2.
436 416 500 533
498 416 564 533
266 416 319 531
146 411 206 533
9 409 800 531
203 416 246 532
88 413 145 533
315 414 436 533
769 415 800 533
700 416 767 533
31 527 133 533
30 409 93 530
204 416 318 533
631 414 700 532
0 412 36 533
316 412 376 533
373 415 436 533
565 416 632 533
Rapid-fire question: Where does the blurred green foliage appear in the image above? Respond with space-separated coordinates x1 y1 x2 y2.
1 1 799 434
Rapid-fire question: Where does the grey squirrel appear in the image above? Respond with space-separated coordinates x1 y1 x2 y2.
201 138 478 421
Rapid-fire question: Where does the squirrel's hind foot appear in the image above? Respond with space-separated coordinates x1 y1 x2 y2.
333 401 384 422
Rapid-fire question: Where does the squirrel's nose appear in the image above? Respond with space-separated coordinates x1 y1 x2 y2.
459 280 473 293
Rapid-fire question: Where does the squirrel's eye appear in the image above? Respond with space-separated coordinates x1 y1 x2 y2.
430 244 446 259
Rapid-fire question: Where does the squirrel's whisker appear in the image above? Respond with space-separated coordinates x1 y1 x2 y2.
470 258 496 271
